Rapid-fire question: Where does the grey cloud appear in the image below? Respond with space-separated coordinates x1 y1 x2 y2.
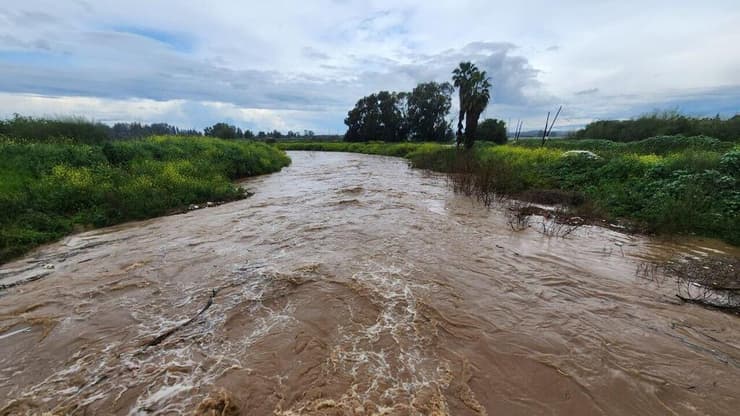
575 88 599 96
302 46 330 60
375 42 542 106
19 11 59 25
0 38 544 121
3 0 737 132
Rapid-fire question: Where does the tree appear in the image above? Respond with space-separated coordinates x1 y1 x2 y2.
452 62 475 146
204 122 239 139
406 82 454 142
452 62 492 149
344 91 407 142
477 119 507 144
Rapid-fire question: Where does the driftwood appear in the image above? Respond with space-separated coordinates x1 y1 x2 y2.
147 289 217 347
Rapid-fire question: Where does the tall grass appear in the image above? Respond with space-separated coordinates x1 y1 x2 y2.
0 136 290 263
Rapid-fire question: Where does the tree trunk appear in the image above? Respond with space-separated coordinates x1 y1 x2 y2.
456 109 465 148
464 111 479 149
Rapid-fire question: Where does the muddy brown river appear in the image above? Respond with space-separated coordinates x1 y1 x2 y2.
1 151 739 415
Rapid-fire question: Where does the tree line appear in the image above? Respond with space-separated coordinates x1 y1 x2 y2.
344 62 505 148
203 122 315 140
573 111 740 142
0 115 316 143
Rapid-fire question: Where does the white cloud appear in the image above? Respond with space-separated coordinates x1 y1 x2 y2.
0 93 335 132
0 0 738 132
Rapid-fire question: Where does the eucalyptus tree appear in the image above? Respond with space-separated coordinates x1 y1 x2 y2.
406 81 454 142
344 91 407 142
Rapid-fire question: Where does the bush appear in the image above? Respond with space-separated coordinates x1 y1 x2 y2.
477 119 507 144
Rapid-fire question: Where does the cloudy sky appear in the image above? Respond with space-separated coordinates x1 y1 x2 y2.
1 0 739 133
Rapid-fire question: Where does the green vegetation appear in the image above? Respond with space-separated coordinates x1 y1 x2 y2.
344 91 409 142
573 111 740 142
277 141 435 158
204 122 254 139
477 118 507 144
280 137 739 245
515 135 735 154
406 82 455 142
0 136 290 263
0 115 201 143
0 115 112 144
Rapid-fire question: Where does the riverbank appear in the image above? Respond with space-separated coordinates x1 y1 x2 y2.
0 136 290 263
277 138 739 245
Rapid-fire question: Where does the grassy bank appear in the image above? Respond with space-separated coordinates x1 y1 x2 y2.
0 136 290 263
276 141 435 157
513 135 735 154
279 138 739 245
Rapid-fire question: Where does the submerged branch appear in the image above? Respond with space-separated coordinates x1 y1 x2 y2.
146 289 217 347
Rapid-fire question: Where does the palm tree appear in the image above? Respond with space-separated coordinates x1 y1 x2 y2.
452 62 492 149
452 62 475 147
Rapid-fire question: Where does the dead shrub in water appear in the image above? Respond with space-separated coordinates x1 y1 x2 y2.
446 152 516 207
504 202 584 238
635 261 671 285
536 210 582 238
506 201 532 231
636 256 739 314
669 256 739 313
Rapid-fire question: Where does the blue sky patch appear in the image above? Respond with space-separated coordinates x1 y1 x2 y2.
112 26 194 53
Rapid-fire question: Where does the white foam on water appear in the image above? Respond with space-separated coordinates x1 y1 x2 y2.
9 259 300 414
316 260 453 413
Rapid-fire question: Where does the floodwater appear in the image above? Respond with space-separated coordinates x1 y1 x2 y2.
1 151 738 415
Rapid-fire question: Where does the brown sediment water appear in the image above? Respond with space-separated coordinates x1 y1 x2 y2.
0 151 738 415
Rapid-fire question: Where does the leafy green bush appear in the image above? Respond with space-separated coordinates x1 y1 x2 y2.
719 149 740 176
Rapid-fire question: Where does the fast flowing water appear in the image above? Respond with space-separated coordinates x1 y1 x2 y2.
1 151 738 415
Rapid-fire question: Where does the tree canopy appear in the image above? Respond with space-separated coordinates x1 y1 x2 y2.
344 83 455 142
477 118 507 144
406 82 454 142
344 91 407 142
204 122 242 139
